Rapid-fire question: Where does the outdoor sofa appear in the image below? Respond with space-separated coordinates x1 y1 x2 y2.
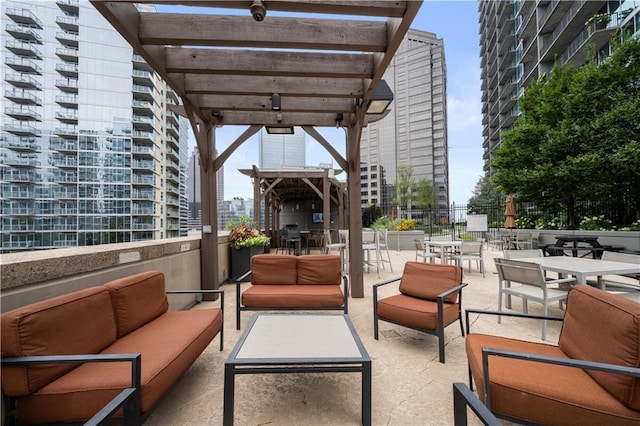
1 271 223 425
465 285 640 424
236 254 348 329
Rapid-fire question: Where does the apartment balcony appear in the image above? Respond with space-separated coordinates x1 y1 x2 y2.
4 89 42 106
55 78 78 93
132 69 155 87
5 23 42 43
53 126 78 138
166 158 180 174
132 190 155 200
55 110 78 124
5 56 42 75
132 206 154 216
56 15 79 32
3 205 36 216
56 0 80 14
51 188 78 199
1 136 38 152
166 133 179 149
166 89 179 105
53 223 78 231
55 30 79 47
54 94 78 108
132 53 153 72
53 208 78 216
132 114 155 131
2 169 38 183
55 62 78 78
4 220 36 232
1 152 40 168
132 145 155 158
166 196 180 207
49 171 77 184
3 122 40 137
55 47 79 63
5 40 42 59
132 222 154 230
166 172 180 185
132 174 155 186
2 188 35 199
166 110 179 126
50 137 77 152
5 73 42 90
132 84 154 102
132 160 155 172
132 130 155 144
5 7 43 28
4 106 41 122
132 99 154 115
49 154 78 168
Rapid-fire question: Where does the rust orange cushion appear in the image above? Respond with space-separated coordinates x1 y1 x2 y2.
1 287 117 397
559 285 640 410
465 333 640 424
251 254 298 285
377 294 460 330
398 262 462 303
103 271 168 337
297 255 341 285
242 285 344 308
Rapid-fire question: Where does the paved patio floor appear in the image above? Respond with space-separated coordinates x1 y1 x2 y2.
145 246 562 425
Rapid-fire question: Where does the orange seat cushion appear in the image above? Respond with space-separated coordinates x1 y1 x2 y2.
103 271 169 337
377 293 460 330
559 285 640 410
297 255 341 285
1 287 117 397
251 254 298 285
242 285 344 308
398 262 462 303
15 308 222 424
465 333 640 424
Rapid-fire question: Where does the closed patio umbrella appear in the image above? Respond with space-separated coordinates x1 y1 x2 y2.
503 195 516 229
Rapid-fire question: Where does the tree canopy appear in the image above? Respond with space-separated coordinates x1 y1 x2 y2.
491 37 640 227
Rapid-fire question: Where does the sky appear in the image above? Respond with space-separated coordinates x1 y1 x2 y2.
187 1 484 205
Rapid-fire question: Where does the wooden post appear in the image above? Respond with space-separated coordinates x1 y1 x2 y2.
199 122 219 300
346 124 364 298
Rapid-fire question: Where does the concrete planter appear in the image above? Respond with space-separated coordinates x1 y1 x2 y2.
386 231 425 251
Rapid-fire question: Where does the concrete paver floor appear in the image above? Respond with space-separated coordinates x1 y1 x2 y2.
145 247 562 425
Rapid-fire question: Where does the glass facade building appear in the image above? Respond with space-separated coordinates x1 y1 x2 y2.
1 0 189 252
258 127 306 169
360 29 449 213
479 0 640 176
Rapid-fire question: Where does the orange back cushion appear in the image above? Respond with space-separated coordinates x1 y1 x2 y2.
104 271 168 337
559 285 640 410
399 262 462 303
1 287 117 396
251 254 298 285
297 255 342 285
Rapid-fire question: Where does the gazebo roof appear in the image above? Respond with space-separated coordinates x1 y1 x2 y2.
90 1 422 128
239 167 344 203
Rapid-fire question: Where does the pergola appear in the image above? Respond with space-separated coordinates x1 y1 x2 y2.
90 0 422 298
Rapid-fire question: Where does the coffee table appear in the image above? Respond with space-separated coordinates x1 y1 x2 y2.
223 313 371 425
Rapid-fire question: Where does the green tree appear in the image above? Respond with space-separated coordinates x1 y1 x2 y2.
491 38 640 228
467 175 503 210
414 178 436 213
394 165 415 219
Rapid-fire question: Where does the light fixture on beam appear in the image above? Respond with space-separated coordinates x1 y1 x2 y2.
271 93 281 111
265 126 294 135
366 79 394 114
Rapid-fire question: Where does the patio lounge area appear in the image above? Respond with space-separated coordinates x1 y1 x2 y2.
142 247 562 425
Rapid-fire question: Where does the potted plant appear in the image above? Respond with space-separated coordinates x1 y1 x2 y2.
227 215 270 281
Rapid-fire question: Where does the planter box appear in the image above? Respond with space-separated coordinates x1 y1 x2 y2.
386 231 425 251
229 245 264 282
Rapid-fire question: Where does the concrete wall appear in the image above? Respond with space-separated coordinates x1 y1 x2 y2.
0 233 231 312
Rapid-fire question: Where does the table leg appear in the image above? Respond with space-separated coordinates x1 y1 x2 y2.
223 364 235 426
362 361 372 426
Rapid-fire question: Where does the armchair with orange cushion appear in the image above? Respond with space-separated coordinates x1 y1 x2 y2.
373 262 467 363
465 285 640 424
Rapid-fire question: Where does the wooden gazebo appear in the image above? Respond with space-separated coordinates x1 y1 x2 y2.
90 0 422 297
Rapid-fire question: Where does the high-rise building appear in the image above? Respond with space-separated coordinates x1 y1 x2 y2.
479 0 640 175
186 146 224 230
1 1 189 252
258 127 305 169
360 29 449 213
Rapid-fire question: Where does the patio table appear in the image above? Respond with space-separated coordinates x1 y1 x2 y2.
426 240 462 264
223 313 371 426
516 256 640 290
